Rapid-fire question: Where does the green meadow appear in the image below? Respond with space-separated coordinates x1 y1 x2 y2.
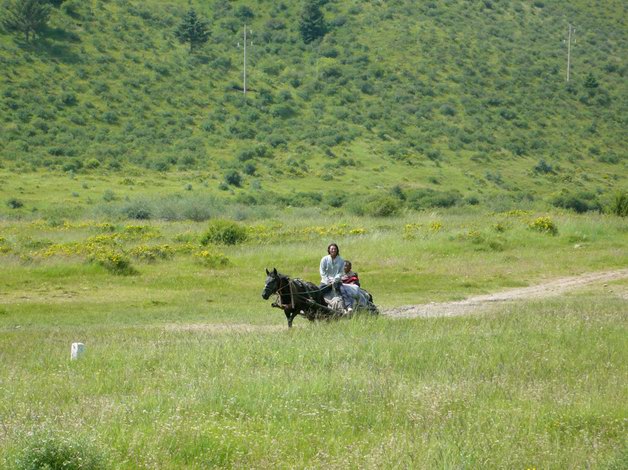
1 0 627 467
0 212 626 468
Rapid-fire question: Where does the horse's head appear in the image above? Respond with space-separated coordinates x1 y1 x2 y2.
262 268 281 300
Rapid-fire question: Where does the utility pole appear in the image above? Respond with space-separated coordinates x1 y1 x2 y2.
243 25 247 94
566 23 576 82
238 25 253 94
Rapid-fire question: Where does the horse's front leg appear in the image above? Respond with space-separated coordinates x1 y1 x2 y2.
284 309 299 328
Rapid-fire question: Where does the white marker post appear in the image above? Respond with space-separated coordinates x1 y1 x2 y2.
70 342 85 360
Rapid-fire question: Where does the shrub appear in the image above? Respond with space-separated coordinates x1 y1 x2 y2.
598 153 620 164
13 431 107 470
102 111 118 124
195 248 230 268
123 200 152 220
128 244 174 262
243 163 256 176
529 216 558 236
55 92 77 108
149 156 174 172
201 220 247 245
325 191 347 208
61 0 81 17
102 190 116 202
499 109 517 120
89 249 137 275
237 145 272 162
608 191 628 217
551 192 600 214
155 196 219 222
0 236 12 254
84 158 100 169
465 195 480 205
224 170 242 187
270 104 297 118
179 155 196 169
237 148 256 162
285 191 322 207
235 5 254 20
533 159 554 174
390 185 406 201
364 195 401 217
426 149 441 161
266 134 287 148
7 198 24 209
201 120 215 132
407 189 462 210
440 104 456 116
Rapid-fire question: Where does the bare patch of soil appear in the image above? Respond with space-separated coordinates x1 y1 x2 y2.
158 270 628 332
162 323 285 333
383 269 628 319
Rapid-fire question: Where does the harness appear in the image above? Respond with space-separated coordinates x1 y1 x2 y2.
274 277 324 311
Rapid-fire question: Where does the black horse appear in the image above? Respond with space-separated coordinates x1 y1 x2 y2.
261 268 337 327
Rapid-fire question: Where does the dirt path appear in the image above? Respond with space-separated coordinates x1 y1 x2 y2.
383 268 628 319
162 269 628 333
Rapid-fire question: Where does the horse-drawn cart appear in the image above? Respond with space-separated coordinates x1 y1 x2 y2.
262 268 378 327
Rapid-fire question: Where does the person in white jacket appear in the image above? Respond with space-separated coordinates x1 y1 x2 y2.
319 243 344 286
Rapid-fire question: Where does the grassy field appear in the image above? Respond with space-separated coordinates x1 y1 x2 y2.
2 1 626 467
0 212 626 468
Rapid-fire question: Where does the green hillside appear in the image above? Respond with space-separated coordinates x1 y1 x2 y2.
0 0 626 217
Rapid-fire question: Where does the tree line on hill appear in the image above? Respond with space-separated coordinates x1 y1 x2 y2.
2 0 327 46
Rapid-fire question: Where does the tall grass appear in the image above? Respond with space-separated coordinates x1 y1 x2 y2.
1 296 626 468
0 213 626 467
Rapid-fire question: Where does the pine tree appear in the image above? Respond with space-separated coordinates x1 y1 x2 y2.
584 72 599 90
1 0 51 42
174 9 210 53
299 0 326 44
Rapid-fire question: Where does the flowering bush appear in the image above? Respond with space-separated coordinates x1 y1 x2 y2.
0 237 11 254
95 222 116 232
500 209 532 218
245 223 367 243
465 230 484 243
88 249 136 275
122 225 160 240
129 244 174 262
403 222 442 239
430 221 443 232
529 216 558 236
195 249 230 268
493 222 507 233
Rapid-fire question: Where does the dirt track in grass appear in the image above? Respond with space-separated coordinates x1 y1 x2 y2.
163 269 628 332
383 268 628 319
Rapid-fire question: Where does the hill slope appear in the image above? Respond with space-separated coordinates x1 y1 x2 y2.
0 0 626 216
